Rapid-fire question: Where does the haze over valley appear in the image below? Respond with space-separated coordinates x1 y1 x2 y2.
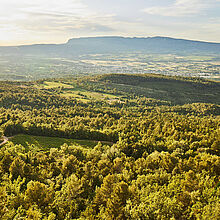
0 36 220 81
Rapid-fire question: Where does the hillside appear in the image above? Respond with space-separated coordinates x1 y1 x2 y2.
0 74 219 106
77 74 220 105
0 76 219 219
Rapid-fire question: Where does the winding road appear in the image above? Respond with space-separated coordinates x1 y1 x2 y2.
0 136 9 146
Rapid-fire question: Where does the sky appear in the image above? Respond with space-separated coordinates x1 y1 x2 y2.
0 0 220 45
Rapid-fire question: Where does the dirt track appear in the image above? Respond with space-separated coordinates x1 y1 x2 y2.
0 136 9 146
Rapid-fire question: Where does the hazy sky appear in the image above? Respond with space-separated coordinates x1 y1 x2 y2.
0 0 220 45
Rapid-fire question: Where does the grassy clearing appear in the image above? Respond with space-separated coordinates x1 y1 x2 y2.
36 80 120 102
38 81 74 89
9 134 112 150
60 88 119 101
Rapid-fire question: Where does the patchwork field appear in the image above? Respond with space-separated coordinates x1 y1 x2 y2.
0 53 219 81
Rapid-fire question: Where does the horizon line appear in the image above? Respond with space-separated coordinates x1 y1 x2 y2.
1 35 220 47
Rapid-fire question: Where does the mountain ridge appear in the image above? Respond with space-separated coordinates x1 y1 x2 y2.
67 36 220 45
0 36 220 56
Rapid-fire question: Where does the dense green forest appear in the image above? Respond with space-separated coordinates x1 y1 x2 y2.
0 74 219 219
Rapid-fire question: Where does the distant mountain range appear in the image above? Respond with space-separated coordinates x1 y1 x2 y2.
0 36 220 57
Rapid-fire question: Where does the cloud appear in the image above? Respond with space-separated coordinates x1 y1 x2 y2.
0 0 219 45
0 0 115 34
0 0 120 45
143 0 208 17
16 12 116 33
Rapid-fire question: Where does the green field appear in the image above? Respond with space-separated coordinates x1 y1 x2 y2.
36 79 121 102
38 81 74 89
60 89 119 101
9 134 112 150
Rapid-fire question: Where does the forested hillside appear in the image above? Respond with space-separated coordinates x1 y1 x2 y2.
0 75 219 219
77 73 220 105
